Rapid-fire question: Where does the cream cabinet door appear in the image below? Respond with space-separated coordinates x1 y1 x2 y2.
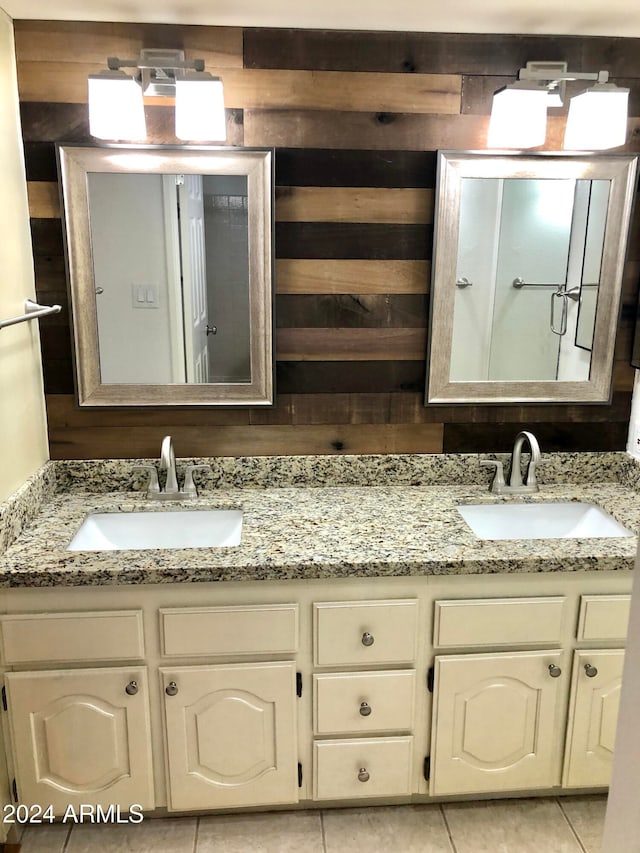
563 649 625 789
5 667 154 813
161 662 298 811
430 650 565 796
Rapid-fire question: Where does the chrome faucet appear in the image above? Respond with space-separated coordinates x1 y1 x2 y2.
133 435 212 500
481 430 541 495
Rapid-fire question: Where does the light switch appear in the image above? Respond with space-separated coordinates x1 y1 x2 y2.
132 284 159 309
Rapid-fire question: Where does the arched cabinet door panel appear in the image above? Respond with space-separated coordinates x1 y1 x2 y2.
161 662 298 811
563 649 625 789
430 650 565 796
5 667 154 813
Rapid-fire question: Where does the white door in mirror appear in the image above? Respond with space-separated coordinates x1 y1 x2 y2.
458 502 633 540
67 509 243 551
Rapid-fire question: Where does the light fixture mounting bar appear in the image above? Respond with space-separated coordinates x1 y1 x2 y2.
107 50 205 74
519 61 609 85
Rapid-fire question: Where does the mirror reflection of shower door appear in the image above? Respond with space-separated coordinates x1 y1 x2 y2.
178 175 209 383
488 179 573 380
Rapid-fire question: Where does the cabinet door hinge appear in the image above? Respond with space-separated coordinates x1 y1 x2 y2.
423 756 431 782
427 666 434 693
296 672 303 698
1 685 6 712
11 778 17 803
297 762 303 788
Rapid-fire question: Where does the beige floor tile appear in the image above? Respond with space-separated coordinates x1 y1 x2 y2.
443 797 583 853
197 810 324 852
559 795 608 853
65 815 197 852
322 804 454 853
19 822 71 853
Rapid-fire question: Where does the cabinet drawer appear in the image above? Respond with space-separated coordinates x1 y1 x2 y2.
576 595 631 642
314 670 416 735
0 611 144 665
313 736 413 800
434 597 565 648
313 600 418 667
160 604 298 657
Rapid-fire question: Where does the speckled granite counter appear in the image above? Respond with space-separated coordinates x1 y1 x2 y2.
1 451 639 587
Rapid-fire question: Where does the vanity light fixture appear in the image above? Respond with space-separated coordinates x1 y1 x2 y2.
488 61 629 150
87 49 226 142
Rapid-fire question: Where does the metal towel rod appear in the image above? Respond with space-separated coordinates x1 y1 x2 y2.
0 299 61 331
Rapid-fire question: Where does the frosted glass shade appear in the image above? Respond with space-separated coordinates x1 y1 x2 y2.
88 73 146 140
487 86 548 148
175 76 226 141
564 84 629 150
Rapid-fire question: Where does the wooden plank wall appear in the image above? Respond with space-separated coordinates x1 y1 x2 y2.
13 21 640 459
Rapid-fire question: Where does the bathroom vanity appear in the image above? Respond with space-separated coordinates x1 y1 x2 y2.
0 452 637 818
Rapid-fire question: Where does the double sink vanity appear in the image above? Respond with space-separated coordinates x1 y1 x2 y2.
0 444 637 817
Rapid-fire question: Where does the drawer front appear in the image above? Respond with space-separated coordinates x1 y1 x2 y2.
434 597 565 648
313 736 413 800
314 670 416 735
160 604 298 657
576 595 631 642
0 611 144 665
314 600 418 666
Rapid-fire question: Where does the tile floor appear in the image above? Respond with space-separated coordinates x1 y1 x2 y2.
14 795 607 853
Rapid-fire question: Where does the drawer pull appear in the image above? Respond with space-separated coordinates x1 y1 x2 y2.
361 632 375 647
165 681 179 696
548 664 562 678
358 767 370 783
359 701 372 717
584 663 598 678
125 680 138 696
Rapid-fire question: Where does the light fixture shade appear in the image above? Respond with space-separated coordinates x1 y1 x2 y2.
487 85 549 148
88 72 146 140
175 75 226 141
564 83 629 150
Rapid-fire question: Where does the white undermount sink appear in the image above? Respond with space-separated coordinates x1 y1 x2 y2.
67 509 243 551
458 502 633 540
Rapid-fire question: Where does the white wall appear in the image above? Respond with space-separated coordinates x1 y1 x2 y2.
0 9 48 501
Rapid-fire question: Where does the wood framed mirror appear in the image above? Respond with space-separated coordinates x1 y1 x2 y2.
58 145 274 407
426 151 638 404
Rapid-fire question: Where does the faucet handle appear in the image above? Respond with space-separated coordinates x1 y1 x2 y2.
182 464 212 498
480 459 506 494
132 465 160 495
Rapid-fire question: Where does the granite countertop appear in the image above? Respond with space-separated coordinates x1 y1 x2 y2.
1 472 639 587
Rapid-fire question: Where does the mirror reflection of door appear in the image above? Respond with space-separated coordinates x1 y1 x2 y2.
88 171 250 386
450 177 610 383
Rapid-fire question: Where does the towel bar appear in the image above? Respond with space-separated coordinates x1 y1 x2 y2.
0 299 61 331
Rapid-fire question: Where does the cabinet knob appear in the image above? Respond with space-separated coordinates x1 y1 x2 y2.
548 664 562 678
358 768 370 782
125 680 138 696
361 632 375 647
165 681 179 696
584 663 598 678
359 701 372 717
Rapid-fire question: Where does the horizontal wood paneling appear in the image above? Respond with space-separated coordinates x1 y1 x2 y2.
276 222 431 259
243 30 591 76
30 182 434 224
27 182 59 218
274 148 437 188
276 328 427 361
47 423 444 459
275 295 428 328
15 21 640 459
276 260 430 294
13 20 244 67
275 187 433 224
17 60 461 114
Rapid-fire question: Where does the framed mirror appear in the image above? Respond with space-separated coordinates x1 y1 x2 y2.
58 145 274 407
426 151 638 404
